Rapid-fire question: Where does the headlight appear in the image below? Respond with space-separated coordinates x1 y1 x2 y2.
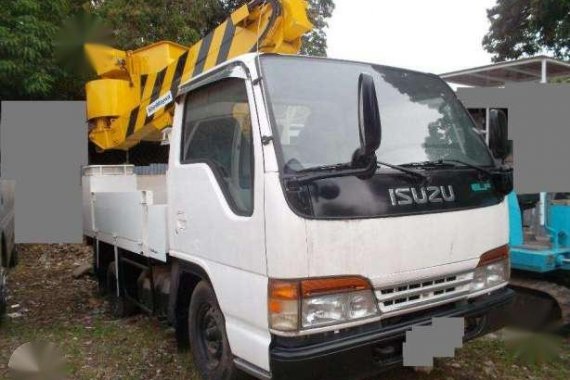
471 245 510 292
302 290 377 328
269 277 379 332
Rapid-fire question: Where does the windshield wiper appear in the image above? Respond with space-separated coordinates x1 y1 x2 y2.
401 159 492 177
284 160 427 186
376 160 427 181
294 162 352 174
400 160 454 168
441 159 492 176
284 162 372 186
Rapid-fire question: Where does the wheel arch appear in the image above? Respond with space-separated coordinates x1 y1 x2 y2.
169 258 214 349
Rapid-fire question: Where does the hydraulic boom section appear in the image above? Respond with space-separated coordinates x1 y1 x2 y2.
85 0 312 151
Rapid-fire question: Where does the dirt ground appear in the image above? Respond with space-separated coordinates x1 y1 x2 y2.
0 244 569 379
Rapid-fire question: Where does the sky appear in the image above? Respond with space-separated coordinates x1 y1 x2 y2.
327 0 497 75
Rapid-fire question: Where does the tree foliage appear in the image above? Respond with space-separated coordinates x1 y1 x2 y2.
0 0 334 100
483 0 570 62
301 0 335 57
0 0 70 100
92 0 215 50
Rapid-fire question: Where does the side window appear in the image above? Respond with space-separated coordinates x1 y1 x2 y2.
181 78 254 215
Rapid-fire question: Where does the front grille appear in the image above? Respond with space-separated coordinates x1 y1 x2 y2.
375 272 473 315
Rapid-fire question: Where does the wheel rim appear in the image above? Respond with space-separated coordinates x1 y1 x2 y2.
197 303 224 369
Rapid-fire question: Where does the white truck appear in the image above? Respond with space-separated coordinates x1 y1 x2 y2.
0 179 16 318
83 53 515 379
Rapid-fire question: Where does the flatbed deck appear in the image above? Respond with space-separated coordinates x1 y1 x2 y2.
82 165 168 262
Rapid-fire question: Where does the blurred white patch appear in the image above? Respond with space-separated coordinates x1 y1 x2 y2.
9 342 65 380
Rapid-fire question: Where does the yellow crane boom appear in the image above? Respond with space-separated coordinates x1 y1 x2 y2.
85 0 312 151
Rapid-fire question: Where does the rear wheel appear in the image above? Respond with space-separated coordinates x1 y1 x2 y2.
188 281 243 380
0 236 6 319
0 267 7 319
8 246 17 268
0 235 6 268
1 234 16 269
95 248 107 296
106 262 135 318
97 272 108 296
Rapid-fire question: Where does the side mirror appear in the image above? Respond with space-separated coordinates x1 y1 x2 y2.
353 73 381 167
489 109 509 160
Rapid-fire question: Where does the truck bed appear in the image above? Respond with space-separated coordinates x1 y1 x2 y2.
82 165 168 262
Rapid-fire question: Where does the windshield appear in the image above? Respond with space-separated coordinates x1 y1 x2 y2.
260 56 494 172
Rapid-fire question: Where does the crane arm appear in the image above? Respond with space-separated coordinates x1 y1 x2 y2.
85 0 312 151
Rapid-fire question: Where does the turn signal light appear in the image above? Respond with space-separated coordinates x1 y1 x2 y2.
477 245 509 267
301 277 370 297
471 245 510 293
268 276 378 332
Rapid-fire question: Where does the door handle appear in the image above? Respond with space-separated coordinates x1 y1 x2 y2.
175 211 188 234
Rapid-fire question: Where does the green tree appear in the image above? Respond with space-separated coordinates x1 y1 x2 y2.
92 0 208 50
483 0 570 62
1 0 333 100
52 1 114 100
301 0 335 57
0 0 70 100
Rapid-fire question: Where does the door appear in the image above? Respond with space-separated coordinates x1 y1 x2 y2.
168 69 266 275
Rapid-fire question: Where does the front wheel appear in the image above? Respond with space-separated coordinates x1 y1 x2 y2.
188 281 244 380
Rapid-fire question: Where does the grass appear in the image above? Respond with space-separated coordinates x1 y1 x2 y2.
1 244 569 379
1 313 198 379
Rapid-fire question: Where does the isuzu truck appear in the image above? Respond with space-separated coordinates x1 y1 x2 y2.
83 52 515 379
82 1 514 378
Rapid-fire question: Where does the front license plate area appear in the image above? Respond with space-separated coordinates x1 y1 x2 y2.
402 317 465 367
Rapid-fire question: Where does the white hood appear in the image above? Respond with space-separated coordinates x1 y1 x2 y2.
264 173 509 288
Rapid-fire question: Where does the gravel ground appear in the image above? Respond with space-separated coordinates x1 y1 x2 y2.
0 244 569 379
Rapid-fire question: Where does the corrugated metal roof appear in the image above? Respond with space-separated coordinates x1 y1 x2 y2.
440 56 570 87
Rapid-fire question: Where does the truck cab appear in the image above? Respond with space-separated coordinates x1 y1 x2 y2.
84 53 514 379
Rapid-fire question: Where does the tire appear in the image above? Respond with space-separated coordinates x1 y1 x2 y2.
0 268 7 319
95 256 107 297
106 262 135 318
92 243 107 296
188 281 244 380
8 246 18 268
0 235 6 268
97 271 108 296
1 233 17 269
0 236 6 320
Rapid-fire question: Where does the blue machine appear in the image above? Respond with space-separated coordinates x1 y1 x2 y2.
508 192 570 273
507 192 570 329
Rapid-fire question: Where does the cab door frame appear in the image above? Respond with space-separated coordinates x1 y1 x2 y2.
167 60 272 371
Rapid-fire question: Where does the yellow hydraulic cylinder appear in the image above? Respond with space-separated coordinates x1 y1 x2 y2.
85 0 312 151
